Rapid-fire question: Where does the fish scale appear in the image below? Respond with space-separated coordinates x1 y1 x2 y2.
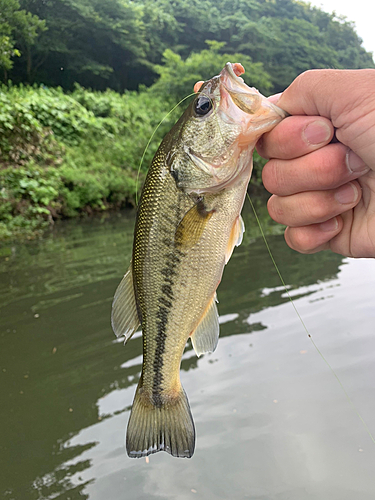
111 62 287 458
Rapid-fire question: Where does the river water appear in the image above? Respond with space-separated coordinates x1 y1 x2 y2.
1 198 375 500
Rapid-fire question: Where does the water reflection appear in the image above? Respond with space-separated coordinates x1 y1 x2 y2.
1 197 375 499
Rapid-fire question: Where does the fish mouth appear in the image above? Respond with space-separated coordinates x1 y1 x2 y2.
220 62 287 123
220 62 254 96
185 63 288 195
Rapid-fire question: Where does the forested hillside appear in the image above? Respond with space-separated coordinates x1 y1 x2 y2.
2 0 373 91
1 0 374 239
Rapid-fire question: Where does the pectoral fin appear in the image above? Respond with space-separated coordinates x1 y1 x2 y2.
175 201 214 249
111 266 140 343
225 215 245 264
191 294 219 357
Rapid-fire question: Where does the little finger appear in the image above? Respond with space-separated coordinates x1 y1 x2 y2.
284 217 343 254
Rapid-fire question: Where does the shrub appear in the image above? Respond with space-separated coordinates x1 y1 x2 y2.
0 44 270 240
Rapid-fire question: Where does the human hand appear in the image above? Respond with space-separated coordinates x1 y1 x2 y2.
257 69 375 258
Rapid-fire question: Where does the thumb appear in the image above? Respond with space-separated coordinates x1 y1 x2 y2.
276 69 375 169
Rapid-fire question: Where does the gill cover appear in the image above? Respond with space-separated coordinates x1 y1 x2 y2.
168 63 287 195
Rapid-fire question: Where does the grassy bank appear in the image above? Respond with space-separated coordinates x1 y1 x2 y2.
0 84 268 241
0 83 182 239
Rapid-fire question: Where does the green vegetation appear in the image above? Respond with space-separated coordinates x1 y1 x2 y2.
0 0 374 239
0 83 167 239
2 0 373 90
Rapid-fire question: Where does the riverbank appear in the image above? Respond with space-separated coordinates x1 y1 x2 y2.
0 81 267 241
0 83 179 240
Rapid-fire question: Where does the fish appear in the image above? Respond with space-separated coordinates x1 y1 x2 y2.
111 62 287 459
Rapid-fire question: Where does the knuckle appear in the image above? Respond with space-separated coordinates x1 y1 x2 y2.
299 69 327 89
294 70 317 95
286 227 318 254
267 196 284 223
314 144 347 187
262 160 280 193
314 158 337 187
303 197 330 222
259 120 294 160
271 133 291 158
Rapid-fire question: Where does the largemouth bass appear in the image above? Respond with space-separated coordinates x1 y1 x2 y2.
111 63 286 458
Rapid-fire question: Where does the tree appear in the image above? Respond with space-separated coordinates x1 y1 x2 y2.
14 0 177 89
256 17 341 92
150 41 273 102
5 0 374 90
0 0 45 81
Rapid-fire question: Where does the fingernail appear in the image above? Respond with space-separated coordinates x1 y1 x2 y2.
303 121 332 145
346 149 369 173
334 182 358 204
320 217 338 232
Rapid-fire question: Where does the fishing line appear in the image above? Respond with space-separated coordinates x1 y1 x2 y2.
246 190 375 445
135 92 197 205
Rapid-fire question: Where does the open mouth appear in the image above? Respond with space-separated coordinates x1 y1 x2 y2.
227 62 245 78
193 63 245 95
221 62 253 93
221 62 287 120
220 62 265 115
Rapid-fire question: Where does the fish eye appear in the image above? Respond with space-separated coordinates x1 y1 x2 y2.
194 95 213 116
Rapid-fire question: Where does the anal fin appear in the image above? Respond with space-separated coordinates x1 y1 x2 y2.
111 266 140 343
191 294 219 357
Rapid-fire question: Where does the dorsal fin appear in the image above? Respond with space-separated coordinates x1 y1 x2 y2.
111 266 140 343
190 294 219 357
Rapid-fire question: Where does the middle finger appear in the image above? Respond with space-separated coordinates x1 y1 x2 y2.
262 143 369 196
257 115 334 160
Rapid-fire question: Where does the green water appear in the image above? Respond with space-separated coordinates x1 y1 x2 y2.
1 200 375 500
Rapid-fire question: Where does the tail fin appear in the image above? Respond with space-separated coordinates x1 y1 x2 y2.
126 384 195 458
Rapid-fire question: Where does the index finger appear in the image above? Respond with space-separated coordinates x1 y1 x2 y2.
256 115 334 160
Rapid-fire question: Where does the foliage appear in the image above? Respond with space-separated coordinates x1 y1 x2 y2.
146 0 374 91
13 0 158 88
0 165 62 239
1 0 374 239
0 0 45 76
2 0 373 90
0 40 271 240
256 16 341 91
0 81 184 239
151 41 272 102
